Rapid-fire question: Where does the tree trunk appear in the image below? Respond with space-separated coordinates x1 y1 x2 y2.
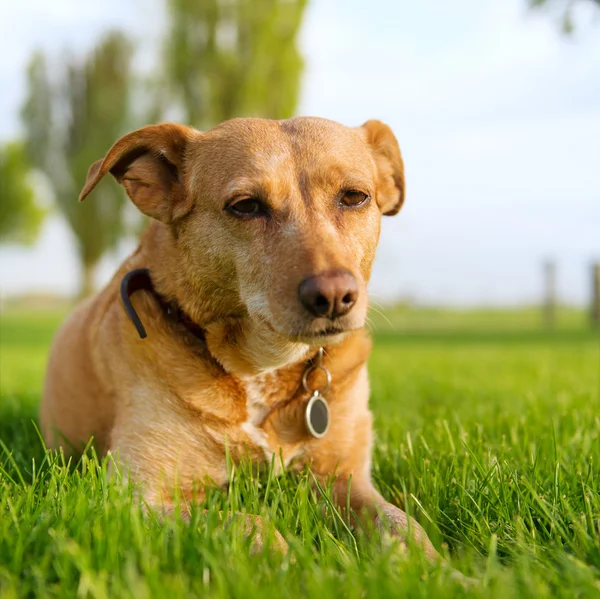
542 260 557 330
79 260 97 299
592 263 600 328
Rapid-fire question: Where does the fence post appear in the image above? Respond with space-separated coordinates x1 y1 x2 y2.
543 260 557 330
592 262 600 328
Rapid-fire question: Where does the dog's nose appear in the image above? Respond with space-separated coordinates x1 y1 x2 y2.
298 270 359 319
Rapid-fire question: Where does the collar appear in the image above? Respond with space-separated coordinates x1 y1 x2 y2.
120 268 205 342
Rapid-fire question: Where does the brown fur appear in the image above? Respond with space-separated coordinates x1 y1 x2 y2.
41 116 438 559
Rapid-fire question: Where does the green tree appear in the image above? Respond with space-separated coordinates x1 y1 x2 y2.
21 32 134 297
528 0 600 32
165 0 308 128
0 142 45 245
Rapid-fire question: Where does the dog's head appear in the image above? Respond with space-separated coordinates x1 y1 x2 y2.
81 117 404 358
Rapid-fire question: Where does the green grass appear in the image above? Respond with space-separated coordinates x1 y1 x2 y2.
367 303 589 333
1 308 599 598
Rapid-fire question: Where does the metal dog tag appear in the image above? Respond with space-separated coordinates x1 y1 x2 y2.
305 391 330 438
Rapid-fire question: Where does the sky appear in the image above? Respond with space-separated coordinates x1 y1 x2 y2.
0 0 599 306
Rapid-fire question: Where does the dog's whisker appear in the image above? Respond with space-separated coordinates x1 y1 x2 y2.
368 304 395 331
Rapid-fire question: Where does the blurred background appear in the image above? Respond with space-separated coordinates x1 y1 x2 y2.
0 0 599 332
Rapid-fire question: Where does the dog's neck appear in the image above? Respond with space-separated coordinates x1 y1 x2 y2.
132 223 314 376
203 320 312 376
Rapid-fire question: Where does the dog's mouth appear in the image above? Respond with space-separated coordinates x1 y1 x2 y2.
313 326 348 337
286 324 360 344
251 311 363 345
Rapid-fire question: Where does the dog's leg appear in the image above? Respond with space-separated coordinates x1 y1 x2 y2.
149 499 289 555
331 477 440 561
330 477 478 585
108 454 288 555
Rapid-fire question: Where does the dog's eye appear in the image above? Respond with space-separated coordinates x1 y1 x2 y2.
341 190 370 208
227 198 268 218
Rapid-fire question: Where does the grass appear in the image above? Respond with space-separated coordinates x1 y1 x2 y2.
1 306 599 598
367 303 589 332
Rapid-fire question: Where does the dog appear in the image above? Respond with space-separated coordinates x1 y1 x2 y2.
40 116 437 558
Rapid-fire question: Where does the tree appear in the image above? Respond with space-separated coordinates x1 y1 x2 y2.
0 142 45 245
528 0 600 32
165 0 308 128
21 32 134 297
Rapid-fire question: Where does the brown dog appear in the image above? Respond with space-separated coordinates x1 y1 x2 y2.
40 116 437 558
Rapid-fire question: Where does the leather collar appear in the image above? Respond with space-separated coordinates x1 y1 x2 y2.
120 268 205 342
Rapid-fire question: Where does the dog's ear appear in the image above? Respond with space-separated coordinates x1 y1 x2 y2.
79 123 194 224
358 120 405 216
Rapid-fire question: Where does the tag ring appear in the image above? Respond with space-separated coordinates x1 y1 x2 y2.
302 365 331 394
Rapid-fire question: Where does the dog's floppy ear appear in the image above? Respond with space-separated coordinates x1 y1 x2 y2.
79 123 194 224
358 120 405 216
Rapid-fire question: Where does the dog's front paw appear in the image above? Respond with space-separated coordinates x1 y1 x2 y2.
373 503 478 587
373 502 439 562
237 514 289 555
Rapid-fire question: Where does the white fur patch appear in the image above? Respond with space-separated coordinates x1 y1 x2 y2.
241 377 273 458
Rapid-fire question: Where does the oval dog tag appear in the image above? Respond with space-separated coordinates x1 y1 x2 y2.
305 392 330 438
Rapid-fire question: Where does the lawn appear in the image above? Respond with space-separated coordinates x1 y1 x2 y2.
1 307 599 598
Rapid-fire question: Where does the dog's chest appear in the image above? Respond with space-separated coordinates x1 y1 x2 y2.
239 372 307 467
241 377 272 451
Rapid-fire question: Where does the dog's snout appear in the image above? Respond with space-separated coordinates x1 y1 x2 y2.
298 270 359 319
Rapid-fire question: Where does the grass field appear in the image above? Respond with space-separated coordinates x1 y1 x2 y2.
1 307 599 598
